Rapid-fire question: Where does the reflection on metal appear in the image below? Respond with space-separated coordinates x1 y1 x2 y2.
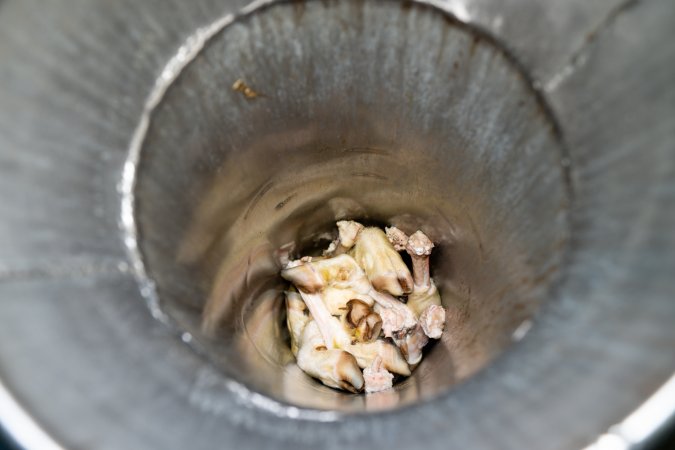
584 374 675 450
0 381 65 450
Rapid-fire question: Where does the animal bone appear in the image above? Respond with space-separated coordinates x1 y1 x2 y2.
407 281 442 317
280 262 325 293
283 223 448 392
419 304 446 340
406 230 434 289
282 255 417 337
363 356 394 393
351 225 413 296
285 289 309 357
347 339 410 376
296 321 364 393
385 226 409 251
324 220 365 256
337 220 364 249
387 228 446 338
282 254 364 291
373 302 415 339
295 296 408 376
295 291 351 349
345 299 371 328
323 286 374 315
344 299 382 343
283 259 410 375
394 324 429 365
356 313 383 343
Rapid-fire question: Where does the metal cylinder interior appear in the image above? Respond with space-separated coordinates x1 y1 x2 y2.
133 0 569 412
2 0 674 447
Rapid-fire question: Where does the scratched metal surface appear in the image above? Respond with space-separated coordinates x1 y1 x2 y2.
0 0 674 449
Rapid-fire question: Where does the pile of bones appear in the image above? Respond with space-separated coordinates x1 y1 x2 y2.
281 220 446 393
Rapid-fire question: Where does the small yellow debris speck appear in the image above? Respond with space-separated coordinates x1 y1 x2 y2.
232 78 259 99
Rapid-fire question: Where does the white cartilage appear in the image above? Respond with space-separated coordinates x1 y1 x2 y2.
351 227 413 296
296 321 364 393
